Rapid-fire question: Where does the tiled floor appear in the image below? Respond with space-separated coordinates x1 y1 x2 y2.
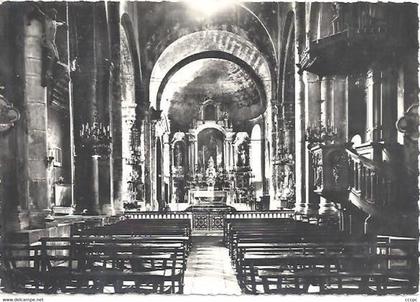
183 236 242 295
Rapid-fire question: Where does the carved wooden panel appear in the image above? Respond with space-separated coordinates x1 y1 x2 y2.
210 214 224 230
192 213 209 230
192 212 225 231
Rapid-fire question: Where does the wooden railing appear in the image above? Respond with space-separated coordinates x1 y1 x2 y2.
124 211 192 220
226 210 295 220
346 148 394 208
309 144 396 212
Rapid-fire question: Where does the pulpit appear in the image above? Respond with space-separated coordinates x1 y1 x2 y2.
310 144 350 197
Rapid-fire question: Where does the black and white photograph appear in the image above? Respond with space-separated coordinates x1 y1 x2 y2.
0 0 418 298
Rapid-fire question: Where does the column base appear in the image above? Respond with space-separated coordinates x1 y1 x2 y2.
294 203 307 214
304 203 320 216
101 203 114 216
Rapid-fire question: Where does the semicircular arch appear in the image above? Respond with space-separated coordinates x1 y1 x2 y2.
150 30 272 113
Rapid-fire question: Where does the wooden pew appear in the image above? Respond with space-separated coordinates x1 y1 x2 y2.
0 244 43 293
236 241 418 295
230 230 346 260
1 232 190 294
39 236 188 294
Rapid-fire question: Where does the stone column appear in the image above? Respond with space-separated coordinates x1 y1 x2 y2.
305 73 321 215
320 76 333 128
366 68 382 142
91 154 100 214
17 15 49 228
318 76 338 218
124 117 135 197
381 68 398 144
187 133 195 174
333 75 348 143
294 2 306 213
163 133 170 204
193 136 198 172
73 4 103 215
225 132 235 172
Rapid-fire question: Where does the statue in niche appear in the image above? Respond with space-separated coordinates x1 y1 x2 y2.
206 157 217 185
174 143 184 167
236 143 249 167
313 152 323 189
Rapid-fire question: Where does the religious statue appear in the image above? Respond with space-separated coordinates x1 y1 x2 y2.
41 8 66 61
236 143 249 167
313 152 323 189
174 143 183 167
30 6 67 85
206 157 217 186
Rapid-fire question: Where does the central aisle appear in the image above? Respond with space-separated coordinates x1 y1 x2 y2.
183 236 242 295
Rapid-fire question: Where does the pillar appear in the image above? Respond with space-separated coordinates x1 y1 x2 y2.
163 133 170 204
294 2 306 213
187 134 195 174
381 68 398 144
73 4 106 215
320 76 333 128
366 68 382 142
304 73 321 215
318 75 338 218
91 155 100 214
333 75 348 143
17 14 49 228
225 132 235 172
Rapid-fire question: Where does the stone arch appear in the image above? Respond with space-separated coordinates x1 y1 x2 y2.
159 53 266 120
121 14 142 106
150 30 272 113
194 123 227 137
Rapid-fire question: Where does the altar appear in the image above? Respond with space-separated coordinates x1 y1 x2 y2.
188 189 234 205
167 99 256 212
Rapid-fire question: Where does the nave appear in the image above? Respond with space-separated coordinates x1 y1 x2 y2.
0 1 419 297
0 212 417 295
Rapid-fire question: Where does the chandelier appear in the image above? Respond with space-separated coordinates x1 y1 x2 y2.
305 121 337 147
79 116 111 156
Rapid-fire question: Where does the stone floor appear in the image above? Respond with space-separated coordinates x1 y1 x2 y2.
183 236 242 295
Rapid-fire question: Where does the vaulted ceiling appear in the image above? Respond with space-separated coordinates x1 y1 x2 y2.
161 58 263 131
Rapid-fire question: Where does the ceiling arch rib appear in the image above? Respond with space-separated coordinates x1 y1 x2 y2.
149 30 272 112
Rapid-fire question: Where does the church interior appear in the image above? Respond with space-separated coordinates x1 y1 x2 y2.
0 1 418 296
